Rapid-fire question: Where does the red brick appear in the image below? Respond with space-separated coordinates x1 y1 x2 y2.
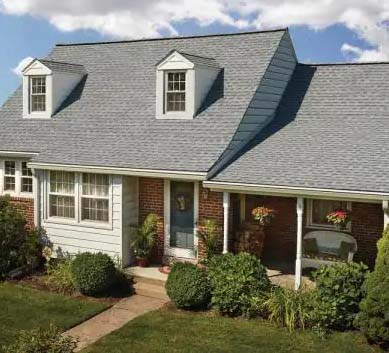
9 197 35 230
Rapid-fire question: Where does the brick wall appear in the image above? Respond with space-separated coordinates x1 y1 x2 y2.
138 178 165 263
243 195 383 267
9 197 35 230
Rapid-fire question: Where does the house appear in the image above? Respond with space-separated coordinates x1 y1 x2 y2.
1 28 389 288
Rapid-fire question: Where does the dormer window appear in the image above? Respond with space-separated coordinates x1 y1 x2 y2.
30 76 47 112
166 72 186 112
22 59 86 119
156 50 220 120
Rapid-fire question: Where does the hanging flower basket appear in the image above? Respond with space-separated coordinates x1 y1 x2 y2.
326 209 350 230
251 206 276 226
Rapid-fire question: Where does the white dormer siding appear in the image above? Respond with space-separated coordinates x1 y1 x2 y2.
156 50 220 120
22 59 85 119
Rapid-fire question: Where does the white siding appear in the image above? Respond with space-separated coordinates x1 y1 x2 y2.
40 173 139 264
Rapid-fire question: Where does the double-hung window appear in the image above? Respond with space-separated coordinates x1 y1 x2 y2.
165 72 186 112
21 162 33 193
4 161 16 192
49 171 75 219
81 174 110 223
30 76 46 112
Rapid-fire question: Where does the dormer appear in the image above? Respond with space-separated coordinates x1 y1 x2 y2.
22 59 86 119
156 50 220 120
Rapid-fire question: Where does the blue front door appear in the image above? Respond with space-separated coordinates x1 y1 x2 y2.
170 181 194 249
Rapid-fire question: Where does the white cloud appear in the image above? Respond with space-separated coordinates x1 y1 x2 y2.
1 0 389 62
12 56 34 76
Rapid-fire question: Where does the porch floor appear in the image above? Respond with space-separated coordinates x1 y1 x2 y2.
125 265 314 289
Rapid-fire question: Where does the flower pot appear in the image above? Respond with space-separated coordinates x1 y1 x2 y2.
136 257 149 267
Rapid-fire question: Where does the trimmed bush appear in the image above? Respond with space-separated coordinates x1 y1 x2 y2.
166 262 211 309
312 261 369 330
355 227 389 346
208 252 270 316
71 252 116 296
3 325 76 353
0 196 41 278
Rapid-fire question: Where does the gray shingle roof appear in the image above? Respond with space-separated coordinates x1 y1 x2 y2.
212 63 389 194
0 30 285 172
39 60 86 75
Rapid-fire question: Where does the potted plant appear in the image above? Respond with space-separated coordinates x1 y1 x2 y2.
326 209 350 230
251 206 276 226
130 214 159 267
197 219 220 263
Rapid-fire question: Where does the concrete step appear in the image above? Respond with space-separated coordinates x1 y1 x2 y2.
132 275 166 287
133 281 169 301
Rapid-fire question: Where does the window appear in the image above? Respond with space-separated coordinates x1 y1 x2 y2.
21 162 33 193
81 174 110 223
49 171 75 219
165 72 186 112
307 199 351 230
4 161 16 192
30 76 46 112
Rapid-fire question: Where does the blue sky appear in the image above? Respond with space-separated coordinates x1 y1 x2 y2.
0 6 383 106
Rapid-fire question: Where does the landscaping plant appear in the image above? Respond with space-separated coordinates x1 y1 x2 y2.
45 257 76 294
355 226 389 347
197 219 220 263
251 206 276 225
71 252 117 296
166 262 211 309
208 252 270 316
312 261 369 330
130 213 158 267
0 196 41 278
3 324 76 353
263 286 312 332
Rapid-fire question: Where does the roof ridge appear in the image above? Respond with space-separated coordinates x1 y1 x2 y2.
39 59 85 67
300 61 389 67
55 28 287 47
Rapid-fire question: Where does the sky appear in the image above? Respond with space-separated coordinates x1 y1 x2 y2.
1 0 388 106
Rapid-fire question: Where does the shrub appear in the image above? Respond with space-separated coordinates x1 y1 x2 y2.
263 286 312 332
0 197 41 278
71 252 116 296
312 261 369 330
197 219 220 263
166 262 211 309
355 227 389 346
208 252 270 316
45 257 76 294
3 325 76 353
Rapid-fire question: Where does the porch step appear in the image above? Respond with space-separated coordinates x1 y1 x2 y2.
133 281 169 301
132 275 166 287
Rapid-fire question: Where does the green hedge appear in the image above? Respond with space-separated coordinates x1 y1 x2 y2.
166 262 211 309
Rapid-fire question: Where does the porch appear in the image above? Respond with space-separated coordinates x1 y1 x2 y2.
218 190 388 289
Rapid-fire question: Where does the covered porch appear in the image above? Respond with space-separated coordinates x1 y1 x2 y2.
208 183 389 290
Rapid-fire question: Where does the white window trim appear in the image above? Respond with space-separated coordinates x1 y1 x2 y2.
45 171 113 229
21 162 33 194
164 71 187 114
0 159 33 198
29 76 47 114
306 199 352 231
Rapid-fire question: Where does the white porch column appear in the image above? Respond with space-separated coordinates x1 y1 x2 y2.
383 200 389 230
223 192 230 254
295 197 304 290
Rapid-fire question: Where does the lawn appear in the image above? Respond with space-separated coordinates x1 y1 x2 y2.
0 282 109 350
82 307 381 353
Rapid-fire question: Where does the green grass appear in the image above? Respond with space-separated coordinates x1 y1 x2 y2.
0 282 109 349
82 307 381 353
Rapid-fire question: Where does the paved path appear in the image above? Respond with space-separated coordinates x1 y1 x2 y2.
65 294 167 351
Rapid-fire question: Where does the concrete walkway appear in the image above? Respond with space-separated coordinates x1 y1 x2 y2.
65 294 167 351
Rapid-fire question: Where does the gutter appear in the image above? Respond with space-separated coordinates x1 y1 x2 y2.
204 180 389 202
28 162 207 181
